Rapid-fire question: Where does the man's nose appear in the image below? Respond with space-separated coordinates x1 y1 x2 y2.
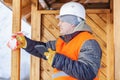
57 21 61 27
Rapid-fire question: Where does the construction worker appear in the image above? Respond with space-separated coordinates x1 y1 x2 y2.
8 2 102 80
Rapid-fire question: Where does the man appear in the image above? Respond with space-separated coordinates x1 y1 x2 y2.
8 2 102 80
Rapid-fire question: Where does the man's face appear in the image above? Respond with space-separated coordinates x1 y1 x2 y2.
57 20 75 35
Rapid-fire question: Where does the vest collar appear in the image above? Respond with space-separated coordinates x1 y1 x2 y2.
60 22 92 43
60 31 80 43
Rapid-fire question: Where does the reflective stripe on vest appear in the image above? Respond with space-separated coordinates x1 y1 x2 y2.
52 71 69 78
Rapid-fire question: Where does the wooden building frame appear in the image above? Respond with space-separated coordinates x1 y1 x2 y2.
11 0 21 80
10 0 120 80
114 0 120 80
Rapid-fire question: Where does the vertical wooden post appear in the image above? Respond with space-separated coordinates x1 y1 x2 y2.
11 0 21 80
106 13 114 80
30 0 41 80
114 0 120 80
106 0 114 80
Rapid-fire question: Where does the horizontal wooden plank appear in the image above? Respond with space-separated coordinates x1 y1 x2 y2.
56 0 109 3
86 9 110 13
80 0 109 3
37 9 110 14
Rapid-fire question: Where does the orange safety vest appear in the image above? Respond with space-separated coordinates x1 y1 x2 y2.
53 32 99 80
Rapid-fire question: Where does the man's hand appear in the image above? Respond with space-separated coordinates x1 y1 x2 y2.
35 45 56 64
35 45 48 60
44 48 56 65
7 32 27 50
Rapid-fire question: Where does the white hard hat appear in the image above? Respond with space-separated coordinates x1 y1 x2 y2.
59 2 86 20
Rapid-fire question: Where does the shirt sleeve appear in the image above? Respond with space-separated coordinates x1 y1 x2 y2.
23 36 56 59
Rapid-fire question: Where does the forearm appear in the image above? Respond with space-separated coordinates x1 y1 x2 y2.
23 36 46 53
23 37 56 59
52 53 96 80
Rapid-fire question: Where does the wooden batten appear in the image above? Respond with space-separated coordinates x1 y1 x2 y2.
106 13 114 80
22 4 31 23
114 0 120 80
80 0 109 3
30 0 41 80
22 0 31 8
4 0 12 4
3 0 31 8
11 0 21 80
37 9 110 14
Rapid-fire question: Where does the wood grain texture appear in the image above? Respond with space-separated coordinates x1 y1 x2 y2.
11 0 21 80
114 0 120 79
30 0 41 80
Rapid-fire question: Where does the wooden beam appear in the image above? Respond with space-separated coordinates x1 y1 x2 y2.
86 9 110 13
11 0 22 80
80 0 109 3
114 0 120 80
4 0 12 3
37 9 110 14
30 0 41 80
106 13 114 80
22 0 31 8
22 4 31 17
51 0 109 3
